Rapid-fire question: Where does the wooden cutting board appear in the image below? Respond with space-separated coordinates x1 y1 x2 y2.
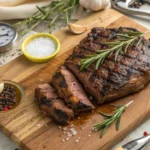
0 9 150 150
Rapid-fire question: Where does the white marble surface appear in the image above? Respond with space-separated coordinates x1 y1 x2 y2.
0 5 150 150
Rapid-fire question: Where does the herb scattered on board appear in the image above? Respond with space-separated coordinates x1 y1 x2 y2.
80 31 149 71
93 101 134 138
14 0 79 36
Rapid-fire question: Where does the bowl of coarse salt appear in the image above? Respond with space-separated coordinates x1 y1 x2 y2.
22 33 60 63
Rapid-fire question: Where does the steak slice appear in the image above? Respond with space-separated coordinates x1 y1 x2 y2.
52 66 95 112
35 84 74 125
65 27 150 104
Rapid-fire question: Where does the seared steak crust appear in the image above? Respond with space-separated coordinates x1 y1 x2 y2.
52 66 95 112
65 27 150 104
35 84 74 125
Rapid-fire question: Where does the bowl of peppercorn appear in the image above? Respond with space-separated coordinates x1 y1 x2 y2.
0 80 24 112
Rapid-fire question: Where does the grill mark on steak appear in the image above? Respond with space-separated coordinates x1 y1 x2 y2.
71 40 149 76
65 60 127 98
76 40 150 75
35 84 74 125
66 56 128 86
65 27 150 104
67 54 139 83
80 28 150 69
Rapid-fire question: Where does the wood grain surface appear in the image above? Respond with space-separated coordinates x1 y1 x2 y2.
0 9 150 150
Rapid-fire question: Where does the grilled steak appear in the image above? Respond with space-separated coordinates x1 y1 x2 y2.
65 27 150 104
52 66 95 112
35 84 74 125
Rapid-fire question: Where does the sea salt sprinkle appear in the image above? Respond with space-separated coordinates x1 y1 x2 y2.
62 139 65 142
26 37 56 58
36 124 41 127
63 127 67 131
75 139 79 143
60 124 92 143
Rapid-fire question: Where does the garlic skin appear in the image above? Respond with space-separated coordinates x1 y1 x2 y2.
0 83 4 94
79 0 110 11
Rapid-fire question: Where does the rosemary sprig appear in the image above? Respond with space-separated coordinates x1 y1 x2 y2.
93 101 134 138
80 31 148 71
14 0 79 36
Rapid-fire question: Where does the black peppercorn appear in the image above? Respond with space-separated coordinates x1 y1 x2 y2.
0 84 16 111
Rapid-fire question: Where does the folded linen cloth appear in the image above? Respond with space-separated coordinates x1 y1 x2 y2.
0 0 51 20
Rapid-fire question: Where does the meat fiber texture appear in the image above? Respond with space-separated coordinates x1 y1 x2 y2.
65 27 150 104
52 66 95 113
35 84 74 125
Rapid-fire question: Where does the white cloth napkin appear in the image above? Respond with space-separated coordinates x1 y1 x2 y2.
0 0 51 20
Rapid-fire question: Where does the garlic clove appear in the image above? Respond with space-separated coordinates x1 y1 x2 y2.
68 23 89 35
0 83 4 94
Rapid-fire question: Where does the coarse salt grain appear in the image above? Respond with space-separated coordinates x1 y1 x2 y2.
36 124 41 127
62 139 65 142
59 126 62 129
67 134 72 137
26 37 56 58
75 139 79 143
70 128 74 131
72 131 77 136
66 137 69 141
88 134 91 137
63 127 67 131
81 127 84 130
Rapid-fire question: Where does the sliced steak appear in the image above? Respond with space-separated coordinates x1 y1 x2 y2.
65 27 150 104
52 66 95 112
35 84 74 125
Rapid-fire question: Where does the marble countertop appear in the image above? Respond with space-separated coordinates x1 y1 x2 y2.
0 5 150 150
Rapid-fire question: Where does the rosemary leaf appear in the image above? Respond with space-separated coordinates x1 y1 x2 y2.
116 114 121 130
36 5 46 15
50 15 59 27
98 112 113 118
80 31 150 71
115 47 122 61
65 11 69 25
124 40 132 53
93 119 110 130
14 0 79 36
96 57 102 70
122 31 143 36
94 101 133 138
97 49 111 53
116 33 131 39
104 41 121 45
100 126 108 138
136 36 144 46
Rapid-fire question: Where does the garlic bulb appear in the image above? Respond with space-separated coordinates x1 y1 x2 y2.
79 0 110 11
